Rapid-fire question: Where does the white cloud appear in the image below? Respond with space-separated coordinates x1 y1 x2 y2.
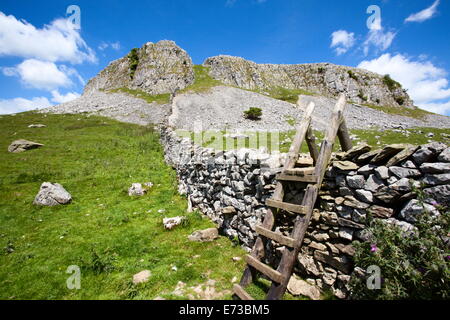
358 53 450 115
0 12 96 64
3 59 73 90
0 96 51 115
50 90 80 104
405 0 440 23
98 41 121 51
363 28 396 56
330 30 356 55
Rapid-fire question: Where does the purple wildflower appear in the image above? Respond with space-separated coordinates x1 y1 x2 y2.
370 244 378 253
445 255 450 261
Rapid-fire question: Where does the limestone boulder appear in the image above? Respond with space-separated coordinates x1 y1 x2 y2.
8 139 44 153
33 182 72 206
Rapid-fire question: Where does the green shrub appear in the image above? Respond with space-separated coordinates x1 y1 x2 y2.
357 90 368 102
395 96 405 105
348 70 358 81
318 67 325 74
383 74 401 91
244 107 263 120
350 195 449 300
128 48 139 79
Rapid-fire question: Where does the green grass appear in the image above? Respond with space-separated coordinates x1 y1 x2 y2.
359 103 435 120
256 87 314 104
178 127 450 154
179 65 224 94
0 112 250 300
110 87 171 104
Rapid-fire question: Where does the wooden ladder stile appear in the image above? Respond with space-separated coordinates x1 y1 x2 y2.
233 94 353 300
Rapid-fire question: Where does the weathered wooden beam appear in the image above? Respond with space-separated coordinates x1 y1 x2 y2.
284 167 315 176
233 284 255 300
239 208 275 287
255 225 298 248
276 173 318 184
245 255 285 284
266 199 308 214
305 126 319 164
337 119 352 152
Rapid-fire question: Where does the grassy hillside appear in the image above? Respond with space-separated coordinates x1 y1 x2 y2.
0 112 251 300
177 127 450 153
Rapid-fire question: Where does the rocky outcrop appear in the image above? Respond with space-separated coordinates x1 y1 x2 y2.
203 55 414 108
161 127 449 299
84 40 194 95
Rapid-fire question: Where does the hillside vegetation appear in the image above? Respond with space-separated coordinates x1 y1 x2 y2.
0 112 249 300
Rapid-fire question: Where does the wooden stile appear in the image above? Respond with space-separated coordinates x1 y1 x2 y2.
234 94 352 300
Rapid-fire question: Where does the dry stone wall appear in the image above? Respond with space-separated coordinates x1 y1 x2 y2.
161 127 449 299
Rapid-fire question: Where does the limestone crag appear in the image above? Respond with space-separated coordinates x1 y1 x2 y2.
84 40 194 95
204 55 413 108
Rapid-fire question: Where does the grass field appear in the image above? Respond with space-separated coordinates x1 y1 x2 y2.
0 112 256 300
177 127 450 154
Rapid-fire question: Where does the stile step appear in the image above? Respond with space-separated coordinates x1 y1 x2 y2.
276 173 318 183
245 255 285 284
283 167 315 176
266 199 308 214
255 225 298 248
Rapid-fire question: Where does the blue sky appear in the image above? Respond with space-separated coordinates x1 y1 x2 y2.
1 0 450 115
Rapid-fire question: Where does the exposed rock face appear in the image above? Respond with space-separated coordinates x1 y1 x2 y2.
8 139 44 153
33 182 72 206
203 55 413 108
84 40 194 95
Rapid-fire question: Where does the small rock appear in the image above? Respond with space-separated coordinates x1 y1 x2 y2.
390 178 416 192
33 182 72 206
399 199 439 223
357 164 376 176
133 270 151 284
437 147 450 162
423 185 450 206
287 275 321 300
333 161 359 171
371 144 408 164
411 148 434 165
28 124 46 128
128 183 150 196
364 174 385 192
163 216 186 230
346 175 365 189
341 143 371 161
389 166 421 179
188 228 219 242
420 162 450 174
355 189 373 203
385 145 418 167
422 173 450 186
369 205 394 218
222 206 237 215
8 139 44 153
374 166 389 180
